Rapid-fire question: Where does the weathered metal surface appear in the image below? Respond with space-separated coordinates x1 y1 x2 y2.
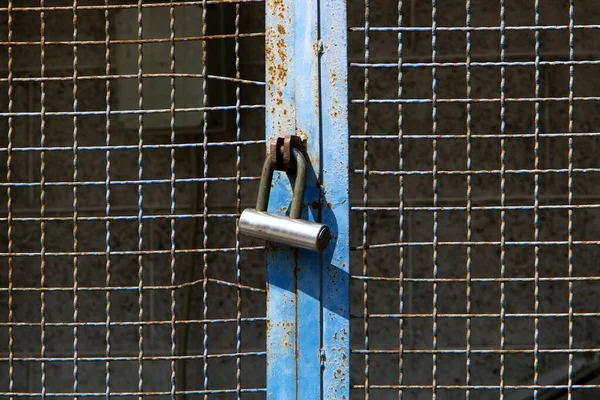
320 0 350 398
265 0 351 393
266 0 346 396
265 0 297 398
294 0 323 399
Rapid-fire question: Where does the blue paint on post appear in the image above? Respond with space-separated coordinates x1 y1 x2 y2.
266 245 297 400
320 0 351 398
266 0 349 397
265 0 297 398
294 0 322 399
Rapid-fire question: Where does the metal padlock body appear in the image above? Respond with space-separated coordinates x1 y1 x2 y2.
239 147 331 252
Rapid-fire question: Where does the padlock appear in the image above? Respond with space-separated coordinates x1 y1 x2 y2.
239 138 331 252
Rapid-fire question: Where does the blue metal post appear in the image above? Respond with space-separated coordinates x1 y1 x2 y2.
265 0 297 397
320 0 350 398
265 0 349 397
294 0 323 399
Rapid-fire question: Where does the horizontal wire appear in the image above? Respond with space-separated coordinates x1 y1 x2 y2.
351 132 600 139
206 74 265 86
352 240 600 250
352 384 600 390
202 277 266 293
0 104 264 117
352 167 600 176
0 353 266 362
352 60 600 68
6 193 594 217
0 141 266 154
353 204 600 211
0 245 265 257
349 50 600 65
8 204 600 223
0 279 266 294
0 176 259 187
351 312 600 319
0 33 264 47
0 388 267 397
349 24 600 32
350 96 600 104
0 73 265 86
0 212 244 221
0 318 266 328
0 1 265 12
352 276 600 283
351 348 600 355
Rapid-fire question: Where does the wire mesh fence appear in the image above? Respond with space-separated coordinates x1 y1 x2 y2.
0 0 267 397
349 0 600 399
6 0 600 399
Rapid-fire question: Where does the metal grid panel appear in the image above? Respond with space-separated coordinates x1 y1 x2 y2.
0 0 266 398
349 0 600 398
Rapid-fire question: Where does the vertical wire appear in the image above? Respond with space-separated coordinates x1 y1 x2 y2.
72 1 80 398
136 1 145 398
431 1 439 398
6 0 14 396
39 2 48 398
465 0 472 398
177 2 204 395
169 2 177 399
234 2 243 399
533 1 541 398
499 1 507 398
362 0 371 398
201 0 210 397
397 0 405 398
567 0 575 398
104 1 112 398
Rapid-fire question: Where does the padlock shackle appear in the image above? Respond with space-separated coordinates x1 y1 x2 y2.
255 147 307 219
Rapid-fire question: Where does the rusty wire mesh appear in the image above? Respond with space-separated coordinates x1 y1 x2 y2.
350 0 600 399
0 0 267 398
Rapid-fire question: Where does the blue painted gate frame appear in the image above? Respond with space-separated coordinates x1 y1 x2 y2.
265 0 349 398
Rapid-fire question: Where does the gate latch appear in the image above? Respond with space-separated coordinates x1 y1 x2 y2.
239 135 331 252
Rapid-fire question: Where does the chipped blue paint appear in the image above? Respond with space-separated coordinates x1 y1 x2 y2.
265 0 296 398
294 1 322 400
266 0 349 398
320 0 351 398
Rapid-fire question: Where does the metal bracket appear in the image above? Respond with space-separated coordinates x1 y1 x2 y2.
270 135 306 171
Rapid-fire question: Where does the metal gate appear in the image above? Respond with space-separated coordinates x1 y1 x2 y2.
3 0 600 399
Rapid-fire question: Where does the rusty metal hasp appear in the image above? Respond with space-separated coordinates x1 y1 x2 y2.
239 135 331 252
